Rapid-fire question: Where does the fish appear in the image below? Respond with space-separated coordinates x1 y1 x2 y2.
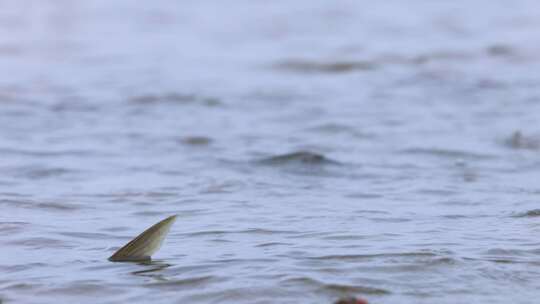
109 215 177 262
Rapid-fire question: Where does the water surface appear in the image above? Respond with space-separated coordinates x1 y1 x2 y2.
1 1 540 303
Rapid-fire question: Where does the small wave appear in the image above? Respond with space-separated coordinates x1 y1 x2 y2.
310 252 438 261
370 217 411 223
7 237 73 249
0 221 30 233
257 151 340 166
409 50 473 64
483 248 540 256
0 262 47 273
416 188 459 196
0 147 100 158
503 131 540 150
0 44 22 56
16 167 76 180
129 93 221 107
38 201 81 211
0 282 43 292
305 123 373 139
321 234 369 241
486 44 515 57
179 136 212 146
324 283 389 295
468 248 540 267
132 210 176 217
49 101 99 113
400 147 494 160
145 276 218 290
439 214 469 219
345 193 384 200
0 199 81 212
282 277 390 295
57 232 114 240
42 282 123 296
273 50 483 75
199 180 245 194
181 286 291 303
273 59 377 74
512 209 540 218
185 228 295 237
255 242 294 248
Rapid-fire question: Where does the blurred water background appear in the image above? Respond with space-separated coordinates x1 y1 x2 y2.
1 1 540 303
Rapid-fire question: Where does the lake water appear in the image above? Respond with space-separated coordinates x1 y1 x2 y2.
1 1 540 303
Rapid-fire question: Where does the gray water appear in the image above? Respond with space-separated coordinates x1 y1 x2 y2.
1 1 540 303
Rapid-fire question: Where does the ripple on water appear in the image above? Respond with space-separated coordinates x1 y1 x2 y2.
503 131 540 150
81 190 180 200
483 248 540 257
15 166 76 180
0 147 104 158
305 123 373 139
321 234 370 241
273 59 378 74
180 286 300 303
183 228 296 238
128 93 221 107
0 221 30 234
7 237 73 249
0 199 82 212
40 281 125 297
1 282 43 292
178 136 213 146
254 242 294 248
309 251 439 262
400 147 496 161
371 217 412 223
345 193 384 200
0 263 48 273
461 247 540 265
512 209 540 218
257 151 341 166
144 275 220 291
281 277 390 295
132 210 178 218
57 232 116 240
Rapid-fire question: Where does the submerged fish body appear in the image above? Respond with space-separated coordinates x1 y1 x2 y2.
109 215 177 262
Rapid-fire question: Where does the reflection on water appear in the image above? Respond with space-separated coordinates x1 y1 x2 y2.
1 0 540 303
131 260 172 282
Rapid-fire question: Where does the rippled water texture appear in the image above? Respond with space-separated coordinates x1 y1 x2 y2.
1 1 540 303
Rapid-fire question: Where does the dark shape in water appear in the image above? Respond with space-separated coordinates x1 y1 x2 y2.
180 136 212 146
513 209 540 218
505 131 540 150
109 215 177 262
129 93 220 107
130 93 195 104
259 151 339 166
411 50 472 64
486 44 514 57
274 59 377 74
334 297 369 304
402 147 493 160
